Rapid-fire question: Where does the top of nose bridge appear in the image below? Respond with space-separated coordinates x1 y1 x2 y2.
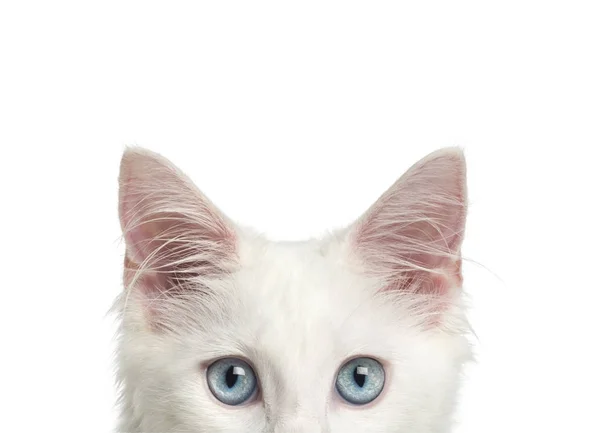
276 368 328 409
271 386 329 432
267 373 325 421
273 413 327 433
262 352 333 433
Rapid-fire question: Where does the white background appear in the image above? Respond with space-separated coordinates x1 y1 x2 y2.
1 1 599 432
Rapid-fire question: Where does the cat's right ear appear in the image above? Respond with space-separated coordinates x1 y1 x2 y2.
118 148 237 302
346 147 467 301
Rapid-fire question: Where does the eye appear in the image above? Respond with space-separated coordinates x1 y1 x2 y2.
206 358 258 405
335 357 385 405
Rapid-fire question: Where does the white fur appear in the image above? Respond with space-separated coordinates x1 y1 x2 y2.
114 147 472 432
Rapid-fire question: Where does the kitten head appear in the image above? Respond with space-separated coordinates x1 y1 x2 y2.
115 147 471 433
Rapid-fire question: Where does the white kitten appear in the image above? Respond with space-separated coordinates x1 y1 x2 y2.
115 147 472 432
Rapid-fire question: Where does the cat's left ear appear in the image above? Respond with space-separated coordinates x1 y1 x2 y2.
118 148 237 303
346 147 467 297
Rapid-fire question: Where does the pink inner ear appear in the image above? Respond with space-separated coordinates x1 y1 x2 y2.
118 148 236 305
386 257 463 295
352 148 467 296
122 213 158 266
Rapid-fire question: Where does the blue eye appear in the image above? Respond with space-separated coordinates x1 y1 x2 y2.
206 358 258 405
336 357 385 405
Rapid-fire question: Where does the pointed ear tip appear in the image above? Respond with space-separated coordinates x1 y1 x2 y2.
421 147 467 181
117 147 173 232
120 146 144 173
120 146 158 166
119 147 170 180
118 147 153 205
426 146 466 164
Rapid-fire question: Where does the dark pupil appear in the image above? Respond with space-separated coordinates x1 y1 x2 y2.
225 366 239 388
354 366 367 388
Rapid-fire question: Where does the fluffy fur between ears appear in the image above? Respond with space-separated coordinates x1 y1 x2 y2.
114 147 472 433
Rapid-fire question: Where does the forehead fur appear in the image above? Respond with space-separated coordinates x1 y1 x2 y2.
151 230 470 384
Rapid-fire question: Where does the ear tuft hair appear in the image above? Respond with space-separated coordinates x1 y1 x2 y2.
350 147 467 298
118 147 237 310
